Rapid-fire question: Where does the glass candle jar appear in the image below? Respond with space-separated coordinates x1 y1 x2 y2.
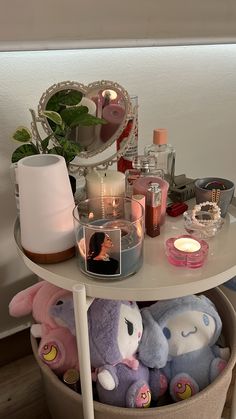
73 196 144 279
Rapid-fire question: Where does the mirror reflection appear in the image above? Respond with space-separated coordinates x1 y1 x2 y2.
38 81 130 160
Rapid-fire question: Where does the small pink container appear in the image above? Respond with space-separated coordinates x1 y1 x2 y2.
133 176 169 225
165 234 209 268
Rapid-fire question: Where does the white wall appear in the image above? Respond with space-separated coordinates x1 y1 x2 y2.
1 44 236 336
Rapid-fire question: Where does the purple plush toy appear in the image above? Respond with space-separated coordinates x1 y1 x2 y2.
88 299 168 408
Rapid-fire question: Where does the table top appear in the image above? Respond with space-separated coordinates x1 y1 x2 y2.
14 199 236 301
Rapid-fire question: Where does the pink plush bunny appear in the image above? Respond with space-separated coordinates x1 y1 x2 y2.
9 280 79 375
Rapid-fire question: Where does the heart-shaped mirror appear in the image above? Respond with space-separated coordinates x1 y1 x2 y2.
37 80 134 172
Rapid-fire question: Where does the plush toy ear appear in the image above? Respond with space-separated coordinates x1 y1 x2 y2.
9 281 45 317
138 308 169 369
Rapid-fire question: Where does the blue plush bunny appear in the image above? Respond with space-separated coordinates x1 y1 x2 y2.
138 294 229 402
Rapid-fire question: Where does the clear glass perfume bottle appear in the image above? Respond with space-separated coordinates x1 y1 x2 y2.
144 128 175 186
125 155 164 197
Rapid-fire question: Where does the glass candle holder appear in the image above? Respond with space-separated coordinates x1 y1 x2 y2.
183 210 224 239
73 196 144 279
165 235 209 268
183 201 224 239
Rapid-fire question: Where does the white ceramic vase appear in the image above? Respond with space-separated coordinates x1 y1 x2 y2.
18 154 75 263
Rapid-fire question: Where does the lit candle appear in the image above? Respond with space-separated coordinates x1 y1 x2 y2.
174 237 201 253
86 170 125 199
165 235 209 268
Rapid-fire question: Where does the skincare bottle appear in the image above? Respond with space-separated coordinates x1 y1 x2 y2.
144 128 175 186
125 155 163 197
146 182 162 238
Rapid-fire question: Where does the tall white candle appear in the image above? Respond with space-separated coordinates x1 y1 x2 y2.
86 170 125 198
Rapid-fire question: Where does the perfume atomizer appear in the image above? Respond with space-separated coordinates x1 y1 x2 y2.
146 182 162 237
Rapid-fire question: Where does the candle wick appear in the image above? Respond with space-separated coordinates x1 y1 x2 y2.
104 173 106 177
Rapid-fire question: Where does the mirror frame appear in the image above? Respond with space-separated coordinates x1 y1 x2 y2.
37 80 133 171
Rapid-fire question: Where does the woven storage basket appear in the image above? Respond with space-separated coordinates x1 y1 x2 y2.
31 287 236 419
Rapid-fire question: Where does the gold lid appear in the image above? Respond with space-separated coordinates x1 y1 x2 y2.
63 369 80 385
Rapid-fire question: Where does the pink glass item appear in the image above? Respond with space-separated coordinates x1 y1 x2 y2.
165 234 209 268
133 176 169 225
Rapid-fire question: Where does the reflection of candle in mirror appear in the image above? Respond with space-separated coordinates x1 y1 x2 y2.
174 237 201 253
102 89 118 102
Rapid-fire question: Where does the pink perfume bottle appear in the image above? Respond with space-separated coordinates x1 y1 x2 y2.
133 176 169 225
125 155 163 198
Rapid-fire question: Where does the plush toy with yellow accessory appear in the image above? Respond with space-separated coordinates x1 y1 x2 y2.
87 298 168 408
138 294 230 402
9 280 79 376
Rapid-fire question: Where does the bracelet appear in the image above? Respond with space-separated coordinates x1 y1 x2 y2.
191 201 221 227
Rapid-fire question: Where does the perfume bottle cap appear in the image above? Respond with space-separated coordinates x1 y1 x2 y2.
153 128 168 145
147 182 162 206
132 155 157 170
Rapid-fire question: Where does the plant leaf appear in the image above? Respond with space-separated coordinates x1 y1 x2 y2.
11 144 39 163
70 114 107 127
41 134 53 152
41 111 63 126
12 126 32 143
58 90 83 106
49 141 81 164
60 106 88 127
46 90 83 111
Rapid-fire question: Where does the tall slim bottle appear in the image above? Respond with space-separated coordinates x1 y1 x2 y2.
117 96 138 173
144 128 175 186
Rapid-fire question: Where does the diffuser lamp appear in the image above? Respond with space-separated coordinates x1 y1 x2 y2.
18 154 75 263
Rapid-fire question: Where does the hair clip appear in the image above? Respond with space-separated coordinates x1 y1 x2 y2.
203 181 226 190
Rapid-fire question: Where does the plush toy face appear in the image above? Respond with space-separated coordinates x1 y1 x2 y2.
162 310 216 357
117 302 143 359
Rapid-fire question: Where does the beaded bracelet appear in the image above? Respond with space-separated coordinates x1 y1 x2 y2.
191 201 221 227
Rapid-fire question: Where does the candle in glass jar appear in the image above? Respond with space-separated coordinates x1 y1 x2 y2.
174 237 201 253
86 170 125 199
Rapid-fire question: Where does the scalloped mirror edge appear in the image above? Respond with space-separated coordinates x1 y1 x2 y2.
36 80 135 173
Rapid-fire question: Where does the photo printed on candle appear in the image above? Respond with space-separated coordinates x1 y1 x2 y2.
84 227 121 276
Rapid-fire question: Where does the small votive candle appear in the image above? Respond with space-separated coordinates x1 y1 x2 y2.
165 235 209 268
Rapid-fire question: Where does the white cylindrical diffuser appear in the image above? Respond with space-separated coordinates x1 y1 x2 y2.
18 154 75 263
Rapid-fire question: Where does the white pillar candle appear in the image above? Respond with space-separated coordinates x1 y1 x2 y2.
174 237 201 253
86 170 125 199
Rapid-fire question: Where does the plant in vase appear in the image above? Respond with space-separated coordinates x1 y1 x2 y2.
11 90 107 196
11 90 106 166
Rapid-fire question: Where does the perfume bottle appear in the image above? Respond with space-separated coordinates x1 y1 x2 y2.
144 128 175 186
125 155 164 197
146 182 162 238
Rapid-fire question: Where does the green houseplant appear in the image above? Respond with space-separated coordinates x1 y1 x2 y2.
11 90 106 166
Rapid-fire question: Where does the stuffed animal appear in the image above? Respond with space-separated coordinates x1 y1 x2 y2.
9 280 79 375
87 298 168 408
138 294 230 402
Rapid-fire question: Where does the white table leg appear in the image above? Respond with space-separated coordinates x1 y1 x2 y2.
73 284 94 419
